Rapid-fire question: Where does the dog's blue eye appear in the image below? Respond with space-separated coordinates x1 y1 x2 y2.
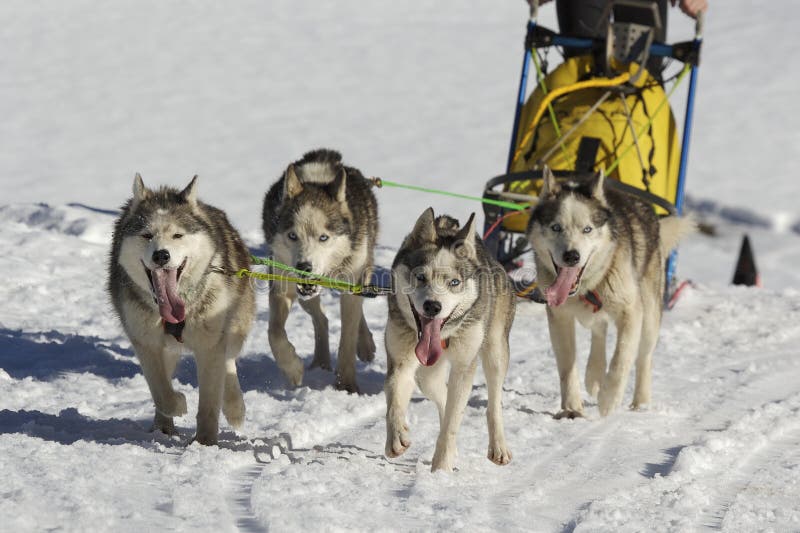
415 273 426 283
449 279 461 287
173 233 183 239
288 232 298 241
583 226 592 234
142 233 153 240
319 234 329 242
550 224 562 233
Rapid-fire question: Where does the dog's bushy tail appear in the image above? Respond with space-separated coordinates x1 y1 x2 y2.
659 215 696 256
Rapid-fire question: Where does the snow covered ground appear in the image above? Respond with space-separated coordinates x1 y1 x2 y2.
2 2 799 532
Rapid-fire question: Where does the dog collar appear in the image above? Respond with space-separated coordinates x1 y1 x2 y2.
163 320 186 343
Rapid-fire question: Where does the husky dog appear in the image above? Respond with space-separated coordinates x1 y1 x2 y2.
108 175 255 445
384 208 515 472
262 149 378 393
526 167 693 418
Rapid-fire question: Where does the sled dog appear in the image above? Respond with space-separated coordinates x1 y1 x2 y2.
262 149 378 393
108 175 255 445
526 167 693 418
384 208 515 472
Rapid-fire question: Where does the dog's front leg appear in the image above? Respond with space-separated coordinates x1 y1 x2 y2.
384 325 416 458
193 341 227 445
481 331 512 466
431 358 478 472
335 293 363 393
298 295 331 371
598 306 643 416
546 307 583 419
268 283 304 387
133 337 187 432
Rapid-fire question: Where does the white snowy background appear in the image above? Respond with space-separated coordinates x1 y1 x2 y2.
1 1 799 531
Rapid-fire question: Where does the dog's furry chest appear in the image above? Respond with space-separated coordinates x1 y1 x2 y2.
557 296 610 329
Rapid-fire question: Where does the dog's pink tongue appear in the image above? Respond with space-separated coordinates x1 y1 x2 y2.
415 316 444 366
151 268 185 324
545 267 580 307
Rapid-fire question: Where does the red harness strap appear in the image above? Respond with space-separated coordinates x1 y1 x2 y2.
579 290 603 313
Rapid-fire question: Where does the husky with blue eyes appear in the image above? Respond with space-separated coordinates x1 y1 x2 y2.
526 166 694 419
262 149 378 393
384 208 515 472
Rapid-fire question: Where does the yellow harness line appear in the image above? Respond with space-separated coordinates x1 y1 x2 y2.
510 71 632 168
234 268 392 297
516 281 537 297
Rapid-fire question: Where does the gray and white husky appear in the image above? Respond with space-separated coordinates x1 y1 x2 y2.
384 208 515 472
262 149 378 393
526 167 693 418
108 175 255 445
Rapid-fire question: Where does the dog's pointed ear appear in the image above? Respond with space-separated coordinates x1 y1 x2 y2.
411 207 437 243
179 175 199 206
132 173 150 207
333 167 347 204
454 212 477 259
540 165 560 198
284 164 303 199
588 169 606 203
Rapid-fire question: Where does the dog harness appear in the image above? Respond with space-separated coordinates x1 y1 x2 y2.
579 290 603 313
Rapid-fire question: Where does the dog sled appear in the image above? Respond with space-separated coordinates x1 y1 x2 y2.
482 0 703 306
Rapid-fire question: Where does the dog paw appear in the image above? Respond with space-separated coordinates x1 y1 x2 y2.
431 449 456 473
385 426 411 458
278 356 304 387
334 376 360 395
597 386 620 417
223 395 245 430
487 443 512 466
193 430 219 446
158 391 188 418
308 355 332 371
554 409 584 420
151 412 177 436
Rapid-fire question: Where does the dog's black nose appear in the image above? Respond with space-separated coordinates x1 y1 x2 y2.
152 249 170 267
563 250 580 267
423 300 442 317
296 261 312 273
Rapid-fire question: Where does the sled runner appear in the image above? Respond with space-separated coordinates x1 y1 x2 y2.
482 0 703 305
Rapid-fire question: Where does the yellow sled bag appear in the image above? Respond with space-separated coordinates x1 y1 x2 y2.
503 56 680 232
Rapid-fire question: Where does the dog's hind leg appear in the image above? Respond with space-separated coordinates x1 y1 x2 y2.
384 326 417 458
335 293 363 393
431 357 478 472
415 359 449 425
585 321 608 399
356 315 376 363
547 308 583 419
268 283 304 386
481 332 512 466
193 341 227 446
598 305 643 416
298 295 331 371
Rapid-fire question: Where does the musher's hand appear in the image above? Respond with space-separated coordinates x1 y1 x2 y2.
671 0 708 19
